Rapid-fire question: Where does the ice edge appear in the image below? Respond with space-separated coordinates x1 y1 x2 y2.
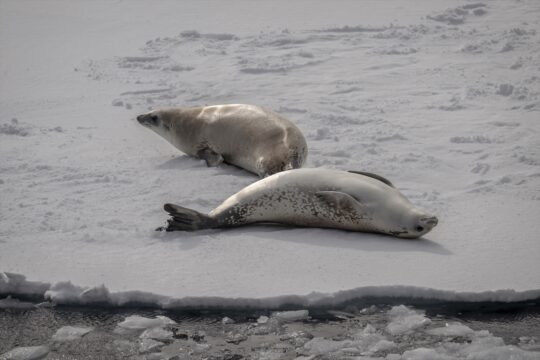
1 272 539 310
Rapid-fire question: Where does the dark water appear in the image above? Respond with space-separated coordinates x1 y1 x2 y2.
1 300 539 359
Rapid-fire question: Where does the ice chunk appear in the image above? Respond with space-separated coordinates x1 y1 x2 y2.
247 319 281 335
401 347 454 360
114 315 176 335
226 332 248 345
303 337 353 355
0 345 49 360
280 330 314 348
370 339 396 353
51 325 93 341
386 305 431 335
112 339 137 354
426 322 474 337
139 327 173 342
352 324 393 353
138 338 164 354
463 345 540 360
222 316 235 325
271 310 309 322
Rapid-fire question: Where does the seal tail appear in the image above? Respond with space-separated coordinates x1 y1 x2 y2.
161 203 216 231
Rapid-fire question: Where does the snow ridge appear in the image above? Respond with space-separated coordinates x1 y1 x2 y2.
1 273 539 310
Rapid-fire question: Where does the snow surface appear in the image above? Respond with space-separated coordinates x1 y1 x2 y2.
1 0 539 307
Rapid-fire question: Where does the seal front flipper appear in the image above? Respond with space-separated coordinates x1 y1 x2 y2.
315 191 365 213
162 203 217 231
347 170 394 188
197 148 224 167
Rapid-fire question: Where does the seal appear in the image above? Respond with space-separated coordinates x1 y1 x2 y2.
160 168 438 239
136 104 307 177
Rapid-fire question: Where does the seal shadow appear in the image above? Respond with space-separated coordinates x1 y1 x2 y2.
155 155 203 170
156 155 256 179
152 228 221 251
228 225 453 255
158 224 452 255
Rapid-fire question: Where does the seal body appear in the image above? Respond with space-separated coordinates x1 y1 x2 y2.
162 168 438 239
137 104 307 177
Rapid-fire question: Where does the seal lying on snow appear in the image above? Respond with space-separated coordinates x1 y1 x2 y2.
160 168 438 239
137 104 307 177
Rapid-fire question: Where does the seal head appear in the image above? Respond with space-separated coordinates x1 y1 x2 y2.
137 111 174 143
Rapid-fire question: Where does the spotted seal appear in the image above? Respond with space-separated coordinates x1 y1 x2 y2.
160 168 438 239
137 104 307 177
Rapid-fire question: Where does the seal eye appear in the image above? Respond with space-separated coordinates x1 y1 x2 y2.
416 226 424 232
150 115 159 124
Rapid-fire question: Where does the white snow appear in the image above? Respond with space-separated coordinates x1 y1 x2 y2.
1 0 539 307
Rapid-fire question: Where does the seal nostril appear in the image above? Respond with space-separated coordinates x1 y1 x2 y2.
416 226 424 232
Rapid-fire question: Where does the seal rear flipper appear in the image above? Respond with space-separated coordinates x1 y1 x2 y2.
197 148 224 167
162 203 216 231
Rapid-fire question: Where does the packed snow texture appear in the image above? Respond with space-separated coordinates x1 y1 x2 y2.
1 0 539 306
2 305 539 359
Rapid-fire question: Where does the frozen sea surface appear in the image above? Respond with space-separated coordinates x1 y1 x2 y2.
1 302 540 359
1 0 540 308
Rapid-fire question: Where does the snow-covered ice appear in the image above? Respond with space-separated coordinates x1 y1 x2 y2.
1 0 539 308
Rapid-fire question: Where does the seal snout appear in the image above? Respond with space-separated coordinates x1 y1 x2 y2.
136 113 158 127
419 216 438 231
136 114 148 125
